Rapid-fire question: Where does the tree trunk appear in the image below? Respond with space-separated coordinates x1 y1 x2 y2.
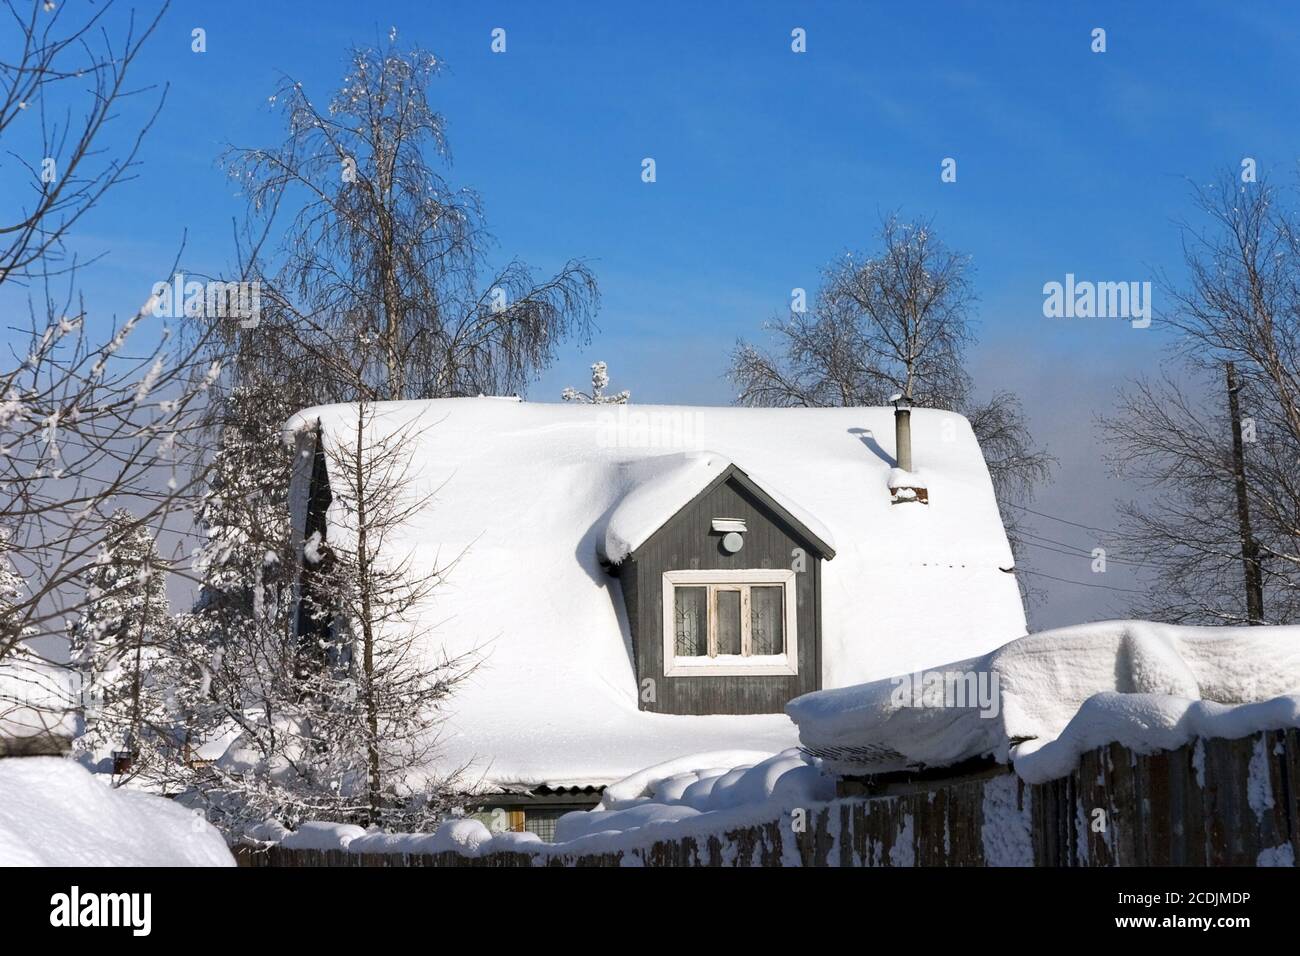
353 412 383 824
1226 362 1265 622
127 562 152 760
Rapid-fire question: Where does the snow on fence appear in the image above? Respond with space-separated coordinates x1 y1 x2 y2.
235 729 1299 867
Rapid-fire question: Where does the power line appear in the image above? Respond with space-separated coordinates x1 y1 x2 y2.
1018 532 1147 567
1007 502 1121 537
1015 566 1147 594
1019 539 1143 567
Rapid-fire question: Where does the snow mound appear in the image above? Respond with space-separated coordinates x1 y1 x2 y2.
788 620 1300 778
1013 693 1300 784
887 466 927 490
272 748 834 859
279 820 366 851
552 748 834 846
427 822 543 857
596 749 779 807
0 757 234 866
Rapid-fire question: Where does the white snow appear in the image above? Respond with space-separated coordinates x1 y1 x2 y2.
552 748 833 845
275 747 834 858
599 451 836 562
596 749 779 807
980 772 1033 865
283 398 1022 790
0 658 79 752
0 757 234 866
887 466 927 489
789 619 1300 780
1248 732 1276 817
1014 693 1300 784
1258 843 1296 867
279 820 366 851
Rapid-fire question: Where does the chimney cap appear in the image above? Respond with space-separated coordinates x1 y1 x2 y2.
888 392 912 411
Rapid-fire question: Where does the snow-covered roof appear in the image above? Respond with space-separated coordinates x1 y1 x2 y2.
599 452 836 563
0 658 78 754
283 397 1026 790
787 619 1300 782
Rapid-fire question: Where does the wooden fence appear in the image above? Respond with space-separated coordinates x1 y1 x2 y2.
236 729 1300 867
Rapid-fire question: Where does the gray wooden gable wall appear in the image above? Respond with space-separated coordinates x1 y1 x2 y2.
616 473 824 715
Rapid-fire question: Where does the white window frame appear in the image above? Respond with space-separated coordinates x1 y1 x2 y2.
661 569 798 677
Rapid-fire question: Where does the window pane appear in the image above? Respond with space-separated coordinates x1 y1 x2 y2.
716 589 741 655
674 586 707 657
750 586 784 655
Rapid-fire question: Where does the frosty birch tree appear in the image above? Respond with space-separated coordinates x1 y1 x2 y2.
222 31 599 405
728 216 1053 557
0 0 222 663
1102 173 1300 624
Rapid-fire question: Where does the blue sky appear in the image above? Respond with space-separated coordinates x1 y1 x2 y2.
6 1 1298 629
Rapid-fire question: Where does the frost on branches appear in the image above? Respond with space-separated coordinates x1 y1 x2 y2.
176 393 472 835
70 510 174 776
562 361 630 405
0 533 25 640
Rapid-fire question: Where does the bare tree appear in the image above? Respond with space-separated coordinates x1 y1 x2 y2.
312 395 471 826
729 216 1053 558
188 395 472 830
0 1 222 665
222 30 599 405
1102 172 1300 624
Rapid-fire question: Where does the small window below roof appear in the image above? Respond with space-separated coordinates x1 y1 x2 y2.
662 570 798 677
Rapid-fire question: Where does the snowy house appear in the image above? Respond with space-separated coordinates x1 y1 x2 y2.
283 397 1025 834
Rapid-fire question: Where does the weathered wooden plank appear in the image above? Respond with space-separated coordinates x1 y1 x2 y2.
237 732 1297 868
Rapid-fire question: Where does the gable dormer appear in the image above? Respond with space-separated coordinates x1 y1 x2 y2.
602 458 835 716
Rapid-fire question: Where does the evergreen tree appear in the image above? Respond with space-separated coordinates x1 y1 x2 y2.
71 510 172 773
0 532 22 626
562 360 631 404
165 383 299 797
189 383 296 635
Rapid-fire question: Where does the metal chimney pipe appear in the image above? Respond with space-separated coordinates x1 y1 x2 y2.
891 394 913 472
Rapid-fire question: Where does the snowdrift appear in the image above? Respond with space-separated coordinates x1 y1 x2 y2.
271 748 834 858
0 758 234 866
788 619 1300 779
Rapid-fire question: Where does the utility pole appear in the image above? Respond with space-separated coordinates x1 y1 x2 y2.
1226 362 1264 623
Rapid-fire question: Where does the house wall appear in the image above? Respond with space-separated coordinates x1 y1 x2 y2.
295 429 335 653
619 475 822 715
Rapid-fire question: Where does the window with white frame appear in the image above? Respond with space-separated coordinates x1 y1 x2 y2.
661 569 798 676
